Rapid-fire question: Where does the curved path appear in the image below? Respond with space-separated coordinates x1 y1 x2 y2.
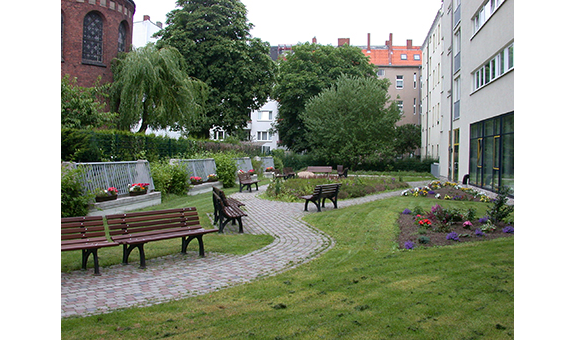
61 181 429 318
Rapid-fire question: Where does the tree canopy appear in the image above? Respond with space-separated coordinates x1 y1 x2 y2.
110 44 208 135
156 0 276 138
272 43 377 152
302 75 401 168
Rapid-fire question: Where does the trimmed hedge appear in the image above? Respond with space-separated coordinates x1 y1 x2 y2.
61 129 263 162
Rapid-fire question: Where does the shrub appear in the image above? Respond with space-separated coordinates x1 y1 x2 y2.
487 186 514 223
150 161 189 195
418 236 431 244
61 165 92 217
213 153 238 188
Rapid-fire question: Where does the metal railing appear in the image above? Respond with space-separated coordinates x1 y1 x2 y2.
171 158 217 181
67 160 155 195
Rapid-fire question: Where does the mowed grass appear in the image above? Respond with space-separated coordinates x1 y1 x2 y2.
61 195 513 339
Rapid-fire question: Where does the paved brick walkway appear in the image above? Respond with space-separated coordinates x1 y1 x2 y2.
61 182 429 318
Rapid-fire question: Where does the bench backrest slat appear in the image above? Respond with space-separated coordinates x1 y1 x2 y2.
106 208 201 236
311 183 341 198
61 216 107 241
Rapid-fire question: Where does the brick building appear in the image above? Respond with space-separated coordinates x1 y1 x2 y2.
61 0 136 87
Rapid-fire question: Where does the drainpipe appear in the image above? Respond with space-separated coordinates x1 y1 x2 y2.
449 3 454 182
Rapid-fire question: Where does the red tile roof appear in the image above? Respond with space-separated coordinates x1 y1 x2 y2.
362 47 421 66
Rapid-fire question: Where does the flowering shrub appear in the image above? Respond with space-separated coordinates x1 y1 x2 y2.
463 221 473 229
237 169 245 174
478 217 489 224
265 166 274 172
402 208 412 215
502 226 514 234
129 183 149 192
248 169 255 174
190 176 202 185
404 241 415 249
418 218 432 227
207 174 218 182
480 221 496 233
446 232 460 241
475 228 485 237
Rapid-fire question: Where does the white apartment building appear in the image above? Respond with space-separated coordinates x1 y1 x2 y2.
132 15 162 48
422 0 514 193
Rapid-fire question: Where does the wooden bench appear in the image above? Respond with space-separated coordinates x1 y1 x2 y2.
212 187 245 229
106 207 217 269
283 167 296 179
238 172 260 192
337 165 349 178
299 183 342 212
61 216 119 275
212 191 248 233
306 166 334 174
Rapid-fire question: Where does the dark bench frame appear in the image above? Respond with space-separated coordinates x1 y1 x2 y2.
213 188 247 233
238 172 260 192
299 183 342 212
337 165 349 178
106 207 217 269
61 216 119 275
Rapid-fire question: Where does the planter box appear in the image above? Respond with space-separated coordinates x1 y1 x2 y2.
95 195 117 202
88 192 162 216
187 181 223 196
129 190 147 196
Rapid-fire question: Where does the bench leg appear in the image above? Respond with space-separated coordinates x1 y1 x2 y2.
181 235 200 255
237 217 244 233
197 235 206 257
81 249 101 276
122 244 147 269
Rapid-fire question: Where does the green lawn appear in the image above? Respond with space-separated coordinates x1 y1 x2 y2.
61 195 513 339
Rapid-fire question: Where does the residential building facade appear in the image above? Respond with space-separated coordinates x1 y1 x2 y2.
132 15 162 48
359 34 422 126
421 0 514 193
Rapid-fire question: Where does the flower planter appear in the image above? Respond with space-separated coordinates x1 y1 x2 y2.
96 195 117 202
129 190 147 196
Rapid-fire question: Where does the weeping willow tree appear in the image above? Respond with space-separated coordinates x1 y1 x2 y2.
110 44 208 135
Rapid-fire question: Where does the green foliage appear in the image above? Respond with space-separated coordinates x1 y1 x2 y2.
487 186 514 223
394 124 422 156
273 43 378 152
61 75 117 129
157 0 276 138
303 75 401 167
213 153 238 188
61 165 92 217
150 161 190 196
270 149 285 171
110 44 208 135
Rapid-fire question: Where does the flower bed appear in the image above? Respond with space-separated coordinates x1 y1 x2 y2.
401 180 491 202
398 199 514 249
265 176 408 202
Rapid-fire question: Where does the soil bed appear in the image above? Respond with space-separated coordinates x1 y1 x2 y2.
397 214 513 249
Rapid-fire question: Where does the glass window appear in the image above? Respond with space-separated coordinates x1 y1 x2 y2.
118 22 127 53
397 100 403 113
82 12 104 63
401 54 407 60
396 75 404 89
414 54 421 60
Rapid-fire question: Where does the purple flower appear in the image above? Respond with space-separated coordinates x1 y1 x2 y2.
446 232 459 241
478 217 489 224
475 228 485 237
404 241 415 249
428 191 435 195
502 226 514 234
402 208 412 215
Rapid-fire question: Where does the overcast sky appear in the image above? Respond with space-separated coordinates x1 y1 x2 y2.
133 0 443 47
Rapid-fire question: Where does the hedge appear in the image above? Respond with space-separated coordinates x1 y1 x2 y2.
61 129 263 162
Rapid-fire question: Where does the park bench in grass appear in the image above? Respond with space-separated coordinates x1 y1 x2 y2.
306 166 334 174
213 190 247 233
106 207 217 269
337 165 349 178
61 215 119 275
212 187 245 228
282 167 296 179
299 183 342 212
238 172 260 192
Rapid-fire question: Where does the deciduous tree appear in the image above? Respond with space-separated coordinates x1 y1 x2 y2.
110 44 207 134
156 0 276 138
303 75 401 167
273 43 377 152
